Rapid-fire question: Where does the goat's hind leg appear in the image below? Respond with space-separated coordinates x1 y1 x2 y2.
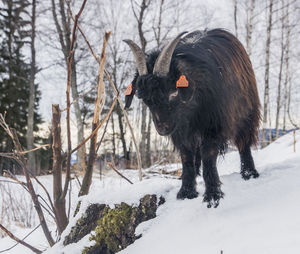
201 139 224 208
239 143 259 180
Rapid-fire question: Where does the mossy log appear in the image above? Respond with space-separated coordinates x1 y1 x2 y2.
63 194 165 254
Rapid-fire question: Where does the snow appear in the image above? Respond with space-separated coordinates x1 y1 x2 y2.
122 158 300 254
1 131 300 253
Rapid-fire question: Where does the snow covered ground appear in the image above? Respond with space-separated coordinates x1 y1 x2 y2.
1 131 300 253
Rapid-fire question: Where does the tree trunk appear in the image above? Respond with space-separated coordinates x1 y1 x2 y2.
140 103 147 167
52 104 68 234
275 0 285 139
135 0 151 168
233 0 238 37
283 0 290 133
116 104 129 164
262 0 273 147
27 0 37 175
111 112 116 159
71 52 86 172
145 111 152 167
246 0 255 56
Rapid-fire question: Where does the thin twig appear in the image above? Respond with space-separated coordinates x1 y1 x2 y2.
74 172 82 188
96 111 112 153
3 171 27 188
0 224 42 254
0 180 20 185
68 6 100 62
60 83 98 112
20 144 50 154
108 163 133 184
71 95 119 155
37 195 56 220
0 152 16 159
31 175 56 217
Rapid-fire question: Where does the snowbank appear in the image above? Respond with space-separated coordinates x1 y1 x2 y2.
0 131 299 253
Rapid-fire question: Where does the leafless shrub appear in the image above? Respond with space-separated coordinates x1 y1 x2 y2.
0 181 36 236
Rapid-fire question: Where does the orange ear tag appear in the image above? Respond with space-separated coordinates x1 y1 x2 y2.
176 75 189 88
124 83 133 96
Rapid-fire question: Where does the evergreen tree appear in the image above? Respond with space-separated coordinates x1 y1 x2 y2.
0 0 42 173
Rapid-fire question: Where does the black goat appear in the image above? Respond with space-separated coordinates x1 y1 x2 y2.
124 29 261 208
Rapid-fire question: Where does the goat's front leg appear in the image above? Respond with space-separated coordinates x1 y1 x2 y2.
201 139 224 208
194 145 201 176
177 146 199 200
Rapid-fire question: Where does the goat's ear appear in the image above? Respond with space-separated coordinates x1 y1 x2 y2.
176 75 194 103
124 82 137 109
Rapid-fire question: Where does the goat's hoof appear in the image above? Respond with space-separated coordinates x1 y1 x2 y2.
203 189 224 208
177 187 198 200
241 169 259 180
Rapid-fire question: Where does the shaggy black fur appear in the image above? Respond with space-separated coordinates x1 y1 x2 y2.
125 29 261 208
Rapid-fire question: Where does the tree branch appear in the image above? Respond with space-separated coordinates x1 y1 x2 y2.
108 163 133 184
0 224 42 254
20 144 50 154
51 0 67 54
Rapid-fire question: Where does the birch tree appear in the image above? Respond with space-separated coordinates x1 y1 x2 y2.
233 0 238 37
275 0 286 139
282 0 290 132
262 0 274 147
245 0 256 56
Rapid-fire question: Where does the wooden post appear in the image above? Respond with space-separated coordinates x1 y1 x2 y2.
293 130 296 153
52 104 68 233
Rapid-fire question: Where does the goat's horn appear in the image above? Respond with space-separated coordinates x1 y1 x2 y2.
123 39 148 76
153 31 188 76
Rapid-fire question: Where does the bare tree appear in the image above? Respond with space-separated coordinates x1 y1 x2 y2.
152 0 165 47
51 0 86 172
233 0 238 37
275 0 286 139
262 0 274 147
282 0 290 132
245 0 256 56
26 0 37 175
130 0 152 168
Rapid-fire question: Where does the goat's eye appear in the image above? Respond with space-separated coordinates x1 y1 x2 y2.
168 90 178 101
